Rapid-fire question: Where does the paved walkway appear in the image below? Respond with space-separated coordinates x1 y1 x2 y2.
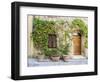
28 58 88 67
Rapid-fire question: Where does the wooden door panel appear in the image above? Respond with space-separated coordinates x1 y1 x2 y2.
73 35 81 55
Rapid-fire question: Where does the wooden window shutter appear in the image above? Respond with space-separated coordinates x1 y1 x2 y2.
48 34 57 48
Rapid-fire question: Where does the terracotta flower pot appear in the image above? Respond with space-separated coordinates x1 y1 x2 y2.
50 56 60 61
62 55 69 61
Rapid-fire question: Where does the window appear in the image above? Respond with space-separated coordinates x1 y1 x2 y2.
48 34 57 48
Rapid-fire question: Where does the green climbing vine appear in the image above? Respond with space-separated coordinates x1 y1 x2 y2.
71 19 88 48
31 18 56 54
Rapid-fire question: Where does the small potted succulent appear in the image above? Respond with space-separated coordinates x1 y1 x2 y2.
49 49 60 61
59 43 70 61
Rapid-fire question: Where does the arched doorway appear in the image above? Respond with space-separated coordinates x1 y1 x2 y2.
72 29 81 55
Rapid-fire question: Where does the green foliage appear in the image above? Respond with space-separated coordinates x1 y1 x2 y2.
57 19 65 25
71 19 88 48
31 18 56 52
85 38 88 48
44 48 59 56
59 43 70 55
64 30 71 43
31 17 88 58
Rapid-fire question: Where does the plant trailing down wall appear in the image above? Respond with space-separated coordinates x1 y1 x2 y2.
71 19 88 48
31 18 56 55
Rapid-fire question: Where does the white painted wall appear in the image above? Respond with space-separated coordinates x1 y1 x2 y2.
0 0 99 82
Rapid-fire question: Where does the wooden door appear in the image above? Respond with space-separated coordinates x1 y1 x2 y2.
73 35 81 55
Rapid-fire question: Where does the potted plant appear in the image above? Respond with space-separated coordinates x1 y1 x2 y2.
59 43 70 61
48 49 60 61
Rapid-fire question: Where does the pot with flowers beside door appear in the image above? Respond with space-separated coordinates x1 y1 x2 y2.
59 43 70 61
49 49 60 61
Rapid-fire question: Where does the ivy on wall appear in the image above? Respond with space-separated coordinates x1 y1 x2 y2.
31 18 56 55
71 19 88 48
31 17 88 56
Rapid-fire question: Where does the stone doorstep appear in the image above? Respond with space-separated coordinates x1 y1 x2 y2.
70 55 87 59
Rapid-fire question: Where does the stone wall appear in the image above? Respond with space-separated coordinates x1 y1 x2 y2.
27 15 88 57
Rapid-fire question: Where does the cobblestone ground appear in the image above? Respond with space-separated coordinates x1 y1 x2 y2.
28 58 88 67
